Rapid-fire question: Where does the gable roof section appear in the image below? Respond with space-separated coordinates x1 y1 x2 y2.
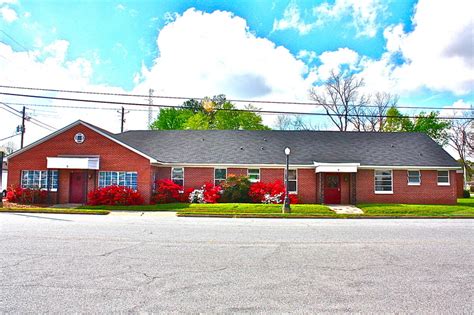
113 129 460 168
7 120 158 163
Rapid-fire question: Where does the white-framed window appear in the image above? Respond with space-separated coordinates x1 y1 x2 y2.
248 168 260 183
214 168 227 186
407 170 421 185
287 169 297 193
437 170 450 186
74 133 85 144
171 167 184 187
21 170 58 191
374 169 393 194
98 171 138 190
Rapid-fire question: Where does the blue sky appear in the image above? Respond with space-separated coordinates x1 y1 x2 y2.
0 0 472 144
2 0 417 89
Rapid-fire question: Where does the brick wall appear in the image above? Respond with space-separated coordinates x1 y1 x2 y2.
456 172 464 198
8 124 153 204
183 167 214 190
297 169 317 203
356 169 457 205
261 168 284 183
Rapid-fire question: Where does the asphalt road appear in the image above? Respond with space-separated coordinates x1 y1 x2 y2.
0 213 473 313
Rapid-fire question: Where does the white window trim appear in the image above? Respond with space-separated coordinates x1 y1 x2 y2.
247 168 260 183
21 170 58 191
98 171 138 190
214 167 227 185
171 167 184 187
437 170 450 186
407 170 421 186
374 169 393 194
286 169 297 194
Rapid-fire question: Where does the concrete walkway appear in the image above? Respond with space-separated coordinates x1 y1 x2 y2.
327 204 364 214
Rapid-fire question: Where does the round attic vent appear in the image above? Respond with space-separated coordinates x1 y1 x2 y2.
74 133 85 144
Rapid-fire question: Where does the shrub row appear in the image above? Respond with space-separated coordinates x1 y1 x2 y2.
6 174 300 206
153 175 299 205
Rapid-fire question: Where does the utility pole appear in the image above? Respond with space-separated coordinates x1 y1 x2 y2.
117 106 129 133
20 106 26 149
121 107 125 133
147 88 154 130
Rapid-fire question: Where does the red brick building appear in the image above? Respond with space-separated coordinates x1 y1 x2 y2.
7 120 463 205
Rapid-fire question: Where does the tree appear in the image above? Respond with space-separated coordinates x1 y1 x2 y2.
448 114 473 183
351 92 398 131
150 95 270 130
273 115 322 130
382 108 451 145
150 108 193 130
2 141 16 155
309 71 369 131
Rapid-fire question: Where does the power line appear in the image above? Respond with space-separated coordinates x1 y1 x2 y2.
0 84 472 111
0 133 20 142
0 91 471 120
0 30 30 52
4 101 149 111
0 102 56 131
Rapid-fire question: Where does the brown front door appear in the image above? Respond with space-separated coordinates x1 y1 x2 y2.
324 173 341 204
69 172 86 203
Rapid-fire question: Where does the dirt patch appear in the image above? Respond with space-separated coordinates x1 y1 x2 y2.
1 201 52 209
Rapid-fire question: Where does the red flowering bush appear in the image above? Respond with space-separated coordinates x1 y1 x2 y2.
249 180 299 204
6 186 48 204
189 183 222 203
87 185 144 206
151 179 192 203
203 183 222 203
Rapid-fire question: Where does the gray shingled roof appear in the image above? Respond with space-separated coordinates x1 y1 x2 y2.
111 130 459 167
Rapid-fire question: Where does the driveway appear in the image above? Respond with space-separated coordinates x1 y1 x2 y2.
0 213 472 313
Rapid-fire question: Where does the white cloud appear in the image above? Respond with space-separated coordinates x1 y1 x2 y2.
358 0 474 96
314 0 384 37
272 1 314 35
273 0 384 37
296 49 317 63
0 40 147 146
391 0 473 95
135 9 312 105
440 99 472 118
0 5 18 22
317 47 359 80
116 4 125 11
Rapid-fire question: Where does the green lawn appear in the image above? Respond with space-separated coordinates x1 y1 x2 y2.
0 208 110 215
77 198 474 218
80 203 337 217
357 198 474 217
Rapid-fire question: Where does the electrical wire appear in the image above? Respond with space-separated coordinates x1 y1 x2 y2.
0 91 471 120
0 133 20 142
0 84 472 111
0 103 56 131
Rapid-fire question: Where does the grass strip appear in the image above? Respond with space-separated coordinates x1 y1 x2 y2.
0 208 110 215
358 198 474 217
79 203 333 213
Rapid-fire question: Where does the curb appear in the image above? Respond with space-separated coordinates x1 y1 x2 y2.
177 213 474 219
0 209 110 215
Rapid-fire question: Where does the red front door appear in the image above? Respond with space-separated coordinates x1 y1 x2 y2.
324 173 341 204
69 172 86 203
